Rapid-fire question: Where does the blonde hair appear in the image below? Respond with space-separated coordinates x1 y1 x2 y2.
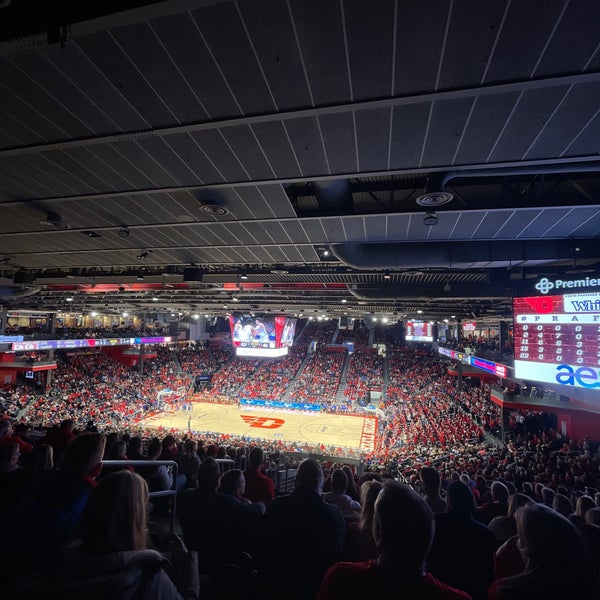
80 470 148 553
359 479 383 531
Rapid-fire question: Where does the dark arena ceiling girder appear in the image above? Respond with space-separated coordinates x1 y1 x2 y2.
0 0 599 322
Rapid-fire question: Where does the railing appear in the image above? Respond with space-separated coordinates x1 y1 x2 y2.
101 459 179 533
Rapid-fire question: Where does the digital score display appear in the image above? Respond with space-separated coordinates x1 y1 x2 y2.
438 346 508 378
405 321 434 342
11 336 172 351
514 293 600 390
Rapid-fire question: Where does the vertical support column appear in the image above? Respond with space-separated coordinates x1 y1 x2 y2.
48 313 56 336
0 305 6 334
46 350 54 387
138 344 144 376
501 404 510 444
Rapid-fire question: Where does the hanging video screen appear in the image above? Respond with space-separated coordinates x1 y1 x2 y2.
405 321 434 342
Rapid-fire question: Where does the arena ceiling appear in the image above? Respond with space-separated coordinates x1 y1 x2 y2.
0 0 599 322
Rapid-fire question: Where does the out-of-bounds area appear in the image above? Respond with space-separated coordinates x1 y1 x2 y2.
140 402 377 452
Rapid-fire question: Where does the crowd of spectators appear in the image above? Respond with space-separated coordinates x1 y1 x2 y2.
1 323 600 598
4 323 169 340
2 419 599 599
342 348 384 405
287 349 346 407
238 346 306 400
22 348 190 430
302 320 337 346
336 325 369 347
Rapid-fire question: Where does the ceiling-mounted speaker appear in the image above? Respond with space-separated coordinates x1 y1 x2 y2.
183 267 203 282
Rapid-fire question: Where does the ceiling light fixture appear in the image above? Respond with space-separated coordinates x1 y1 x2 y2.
383 271 391 280
416 174 454 207
137 249 151 261
40 211 69 229
200 203 229 216
423 211 438 227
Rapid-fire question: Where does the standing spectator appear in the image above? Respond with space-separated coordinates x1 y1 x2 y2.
489 503 600 599
243 447 274 505
316 481 471 600
261 459 346 600
428 481 495 600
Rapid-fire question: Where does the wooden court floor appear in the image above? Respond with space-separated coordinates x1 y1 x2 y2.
140 402 377 452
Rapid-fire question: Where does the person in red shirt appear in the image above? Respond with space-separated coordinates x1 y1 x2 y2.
316 481 471 600
243 446 274 505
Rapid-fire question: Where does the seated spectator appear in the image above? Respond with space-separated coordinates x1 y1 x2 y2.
101 440 134 478
345 479 383 562
243 447 274 506
178 439 200 490
420 466 447 514
476 481 509 525
17 470 199 599
179 458 261 569
1 443 54 518
571 495 596 528
316 481 471 600
44 419 76 461
0 418 33 455
551 493 572 518
323 469 361 517
219 468 265 515
4 433 106 582
587 508 600 527
342 465 360 501
428 481 496 600
540 486 555 508
489 493 530 544
159 434 179 461
127 436 145 461
261 459 346 600
489 503 600 599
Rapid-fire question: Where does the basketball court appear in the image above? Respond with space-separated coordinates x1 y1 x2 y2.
140 402 377 452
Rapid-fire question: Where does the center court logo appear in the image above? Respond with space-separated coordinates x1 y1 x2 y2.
240 415 285 429
535 278 555 294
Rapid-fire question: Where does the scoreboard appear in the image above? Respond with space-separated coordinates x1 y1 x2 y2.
514 293 600 390
405 321 434 342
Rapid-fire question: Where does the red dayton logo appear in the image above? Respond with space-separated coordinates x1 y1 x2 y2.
240 415 285 429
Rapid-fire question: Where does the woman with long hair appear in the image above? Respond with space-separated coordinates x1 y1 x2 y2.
489 503 600 599
345 479 383 561
18 470 199 599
